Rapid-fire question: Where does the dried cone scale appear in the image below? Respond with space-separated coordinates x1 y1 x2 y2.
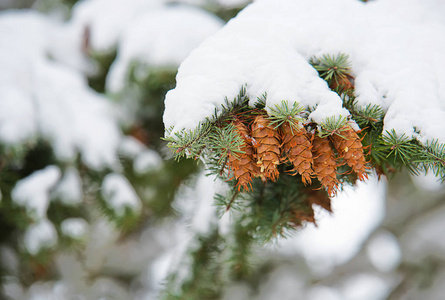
281 123 314 185
251 115 281 181
227 120 259 191
330 125 369 181
312 135 339 196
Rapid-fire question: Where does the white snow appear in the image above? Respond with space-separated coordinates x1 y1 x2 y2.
61 218 89 239
164 0 445 144
70 0 163 53
106 5 224 93
0 11 123 170
101 173 142 217
215 0 251 8
12 166 61 220
53 167 83 206
307 286 342 300
118 136 146 158
366 231 401 272
32 59 121 169
2 278 23 300
412 172 444 192
0 87 37 144
340 273 390 300
24 218 58 255
255 267 304 300
133 150 163 174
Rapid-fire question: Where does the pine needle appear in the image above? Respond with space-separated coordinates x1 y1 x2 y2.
268 100 306 132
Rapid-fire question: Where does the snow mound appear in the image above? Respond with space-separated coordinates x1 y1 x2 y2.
0 11 122 169
164 0 445 144
61 218 89 239
101 173 142 217
12 166 61 220
71 0 163 52
24 219 58 255
53 168 83 206
106 5 224 93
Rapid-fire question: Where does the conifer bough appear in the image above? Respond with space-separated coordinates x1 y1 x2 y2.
164 53 445 236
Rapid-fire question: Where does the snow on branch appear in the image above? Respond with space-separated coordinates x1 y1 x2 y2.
0 11 122 170
164 0 445 144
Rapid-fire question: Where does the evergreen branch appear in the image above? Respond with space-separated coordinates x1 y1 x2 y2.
343 97 385 128
309 52 352 82
354 104 384 126
417 139 445 181
268 100 306 131
318 116 349 138
163 86 250 161
382 130 421 174
225 189 240 212
247 174 314 243
368 136 389 164
255 92 267 109
163 122 212 160
208 123 245 164
214 183 250 217
162 230 224 300
228 220 255 280
211 85 250 126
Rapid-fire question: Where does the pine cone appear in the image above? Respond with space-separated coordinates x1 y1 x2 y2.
330 125 369 181
251 115 281 181
281 123 314 185
312 135 340 196
227 120 259 191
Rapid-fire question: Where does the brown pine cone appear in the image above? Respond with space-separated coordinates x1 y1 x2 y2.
227 120 259 191
251 115 281 181
281 122 314 185
330 125 370 181
312 135 340 196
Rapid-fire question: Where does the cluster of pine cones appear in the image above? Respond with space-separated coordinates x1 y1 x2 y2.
226 113 369 196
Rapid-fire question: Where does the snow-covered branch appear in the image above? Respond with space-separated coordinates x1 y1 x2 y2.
164 0 445 144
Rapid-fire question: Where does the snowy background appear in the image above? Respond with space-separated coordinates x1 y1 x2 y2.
1 0 445 299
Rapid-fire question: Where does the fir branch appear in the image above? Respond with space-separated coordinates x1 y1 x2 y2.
309 52 352 84
417 139 445 181
354 104 384 126
255 92 267 109
204 123 248 180
209 123 245 164
318 116 349 138
209 85 250 127
228 220 254 280
368 135 389 165
247 174 312 243
268 100 306 131
213 184 248 217
343 97 385 128
382 130 421 174
163 122 212 160
164 86 250 162
162 230 225 300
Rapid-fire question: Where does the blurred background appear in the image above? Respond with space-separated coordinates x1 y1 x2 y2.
0 0 444 299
